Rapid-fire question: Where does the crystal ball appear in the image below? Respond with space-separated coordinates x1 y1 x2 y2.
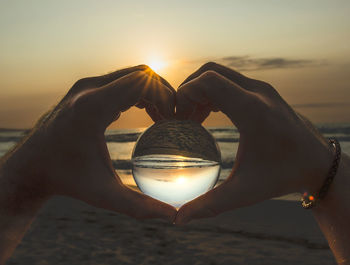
132 120 221 208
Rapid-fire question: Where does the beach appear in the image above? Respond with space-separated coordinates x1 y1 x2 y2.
7 196 335 265
1 124 349 264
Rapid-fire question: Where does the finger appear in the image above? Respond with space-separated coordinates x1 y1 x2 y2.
93 65 176 94
175 88 196 120
118 185 178 222
136 100 165 122
83 171 177 222
180 62 254 90
141 77 175 120
176 72 213 121
69 65 175 96
176 70 255 128
67 65 150 98
145 105 164 122
73 71 175 128
175 173 262 225
90 64 151 87
175 178 235 225
143 69 176 94
188 104 212 123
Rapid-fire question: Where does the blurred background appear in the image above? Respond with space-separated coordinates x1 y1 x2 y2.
1 0 349 129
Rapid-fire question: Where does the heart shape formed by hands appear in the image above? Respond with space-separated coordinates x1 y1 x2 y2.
25 62 332 226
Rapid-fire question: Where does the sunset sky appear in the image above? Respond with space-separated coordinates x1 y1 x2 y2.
1 0 349 129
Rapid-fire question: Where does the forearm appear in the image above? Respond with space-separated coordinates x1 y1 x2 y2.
313 153 350 265
0 136 49 264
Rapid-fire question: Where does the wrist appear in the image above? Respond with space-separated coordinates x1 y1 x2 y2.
0 132 51 215
301 138 340 208
300 136 335 196
313 152 350 210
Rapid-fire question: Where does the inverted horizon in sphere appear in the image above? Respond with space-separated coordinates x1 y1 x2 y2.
132 154 221 208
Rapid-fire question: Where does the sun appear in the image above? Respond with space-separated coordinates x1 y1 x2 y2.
175 176 187 185
148 58 167 72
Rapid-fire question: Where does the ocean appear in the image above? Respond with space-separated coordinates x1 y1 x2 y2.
1 124 349 201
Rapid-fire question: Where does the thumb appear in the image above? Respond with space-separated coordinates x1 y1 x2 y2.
175 175 256 225
118 185 178 222
83 173 177 222
175 179 232 225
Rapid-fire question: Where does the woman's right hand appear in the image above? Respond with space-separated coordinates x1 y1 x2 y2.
175 62 334 224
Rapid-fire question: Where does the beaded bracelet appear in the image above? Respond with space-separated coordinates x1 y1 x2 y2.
301 138 341 209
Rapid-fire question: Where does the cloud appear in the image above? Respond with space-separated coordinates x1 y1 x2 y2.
218 55 318 71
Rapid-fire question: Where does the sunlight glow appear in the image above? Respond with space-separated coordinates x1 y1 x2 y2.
148 58 167 72
175 176 187 185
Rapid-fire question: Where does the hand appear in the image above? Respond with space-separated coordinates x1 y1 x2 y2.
175 62 333 224
5 65 177 221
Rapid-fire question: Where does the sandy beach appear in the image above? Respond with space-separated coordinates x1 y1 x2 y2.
1 127 346 264
7 196 335 265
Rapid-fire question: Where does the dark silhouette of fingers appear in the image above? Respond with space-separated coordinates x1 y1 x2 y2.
175 174 261 225
73 71 175 128
144 69 176 94
175 180 234 225
176 71 255 128
118 186 178 222
79 168 177 222
140 78 175 120
90 64 151 87
188 104 212 123
145 105 164 122
136 100 164 122
180 62 254 89
66 65 150 99
95 65 176 95
175 89 196 120
68 65 175 98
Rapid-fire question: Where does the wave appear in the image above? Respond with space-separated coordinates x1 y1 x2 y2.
105 133 140 142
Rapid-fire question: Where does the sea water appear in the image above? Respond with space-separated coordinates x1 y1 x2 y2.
132 154 221 208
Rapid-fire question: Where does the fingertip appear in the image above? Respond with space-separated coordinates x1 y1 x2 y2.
188 104 211 124
175 91 195 120
148 199 178 223
174 206 191 225
175 201 217 225
163 204 178 223
136 64 151 71
145 105 164 122
123 187 177 222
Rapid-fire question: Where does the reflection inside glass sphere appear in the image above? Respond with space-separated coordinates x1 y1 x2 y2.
132 154 221 208
131 120 221 208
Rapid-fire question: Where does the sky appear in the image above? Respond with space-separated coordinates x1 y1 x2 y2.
0 0 349 129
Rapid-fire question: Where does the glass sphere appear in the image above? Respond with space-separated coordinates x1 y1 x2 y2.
132 120 221 208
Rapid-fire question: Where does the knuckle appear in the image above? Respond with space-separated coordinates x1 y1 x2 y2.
261 82 276 94
163 86 175 98
255 80 278 95
70 91 95 115
132 70 148 79
71 77 95 92
200 70 219 81
179 204 192 218
200 61 219 71
136 64 151 71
